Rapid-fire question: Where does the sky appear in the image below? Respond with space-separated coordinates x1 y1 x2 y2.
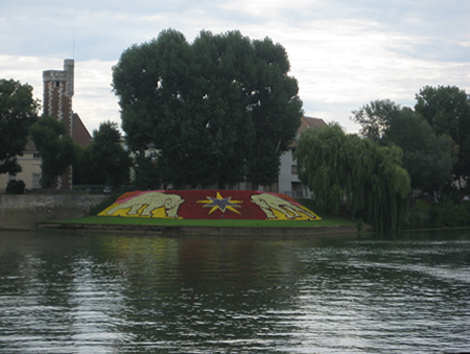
1 0 469 134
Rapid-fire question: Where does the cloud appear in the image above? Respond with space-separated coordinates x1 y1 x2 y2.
1 0 469 135
73 60 120 133
392 40 470 63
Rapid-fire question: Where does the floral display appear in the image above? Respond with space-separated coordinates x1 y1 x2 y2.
99 190 320 221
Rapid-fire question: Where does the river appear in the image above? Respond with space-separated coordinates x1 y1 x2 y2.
0 229 469 353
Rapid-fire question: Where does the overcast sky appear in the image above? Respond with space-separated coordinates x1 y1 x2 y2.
1 0 469 133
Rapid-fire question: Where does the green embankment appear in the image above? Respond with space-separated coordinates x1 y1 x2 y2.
56 215 354 228
52 197 356 229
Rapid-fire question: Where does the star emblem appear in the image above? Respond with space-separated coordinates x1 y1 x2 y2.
197 192 243 214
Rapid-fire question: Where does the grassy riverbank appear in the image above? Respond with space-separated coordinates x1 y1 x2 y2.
54 214 356 228
50 197 357 229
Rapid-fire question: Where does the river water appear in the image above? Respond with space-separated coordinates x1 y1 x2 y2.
0 229 469 354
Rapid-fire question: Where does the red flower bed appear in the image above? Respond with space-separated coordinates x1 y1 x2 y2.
99 190 320 221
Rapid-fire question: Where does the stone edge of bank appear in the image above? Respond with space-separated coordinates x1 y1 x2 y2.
1 194 371 238
36 222 370 238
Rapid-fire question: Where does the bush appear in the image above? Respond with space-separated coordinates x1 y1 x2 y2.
404 200 470 229
6 180 25 194
88 193 120 216
441 202 469 227
404 200 431 229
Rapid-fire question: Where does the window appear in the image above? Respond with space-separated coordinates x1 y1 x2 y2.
291 165 297 174
32 174 41 189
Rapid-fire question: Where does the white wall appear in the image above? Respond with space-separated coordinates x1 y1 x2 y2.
279 148 300 195
0 152 41 191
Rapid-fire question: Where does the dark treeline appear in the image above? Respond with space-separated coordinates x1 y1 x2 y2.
112 29 303 190
296 85 470 233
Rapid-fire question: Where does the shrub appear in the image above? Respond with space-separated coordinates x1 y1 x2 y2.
6 180 25 194
442 202 469 227
404 200 470 229
88 193 120 216
404 200 431 229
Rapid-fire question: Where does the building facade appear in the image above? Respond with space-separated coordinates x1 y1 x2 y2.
0 139 42 191
278 116 327 198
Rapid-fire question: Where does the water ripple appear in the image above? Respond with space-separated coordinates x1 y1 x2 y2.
0 231 469 353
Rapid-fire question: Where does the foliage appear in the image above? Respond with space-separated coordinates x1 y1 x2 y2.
295 123 411 234
112 29 302 189
133 155 160 190
6 179 25 194
88 193 120 216
402 200 432 229
0 79 38 176
90 121 131 189
73 144 106 185
30 115 77 188
351 99 401 142
74 122 132 188
246 36 303 187
352 100 455 195
384 107 455 193
415 85 470 184
403 199 470 229
439 202 469 227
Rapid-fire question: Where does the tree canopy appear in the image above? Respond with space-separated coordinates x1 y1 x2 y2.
415 85 470 184
30 115 77 188
352 99 455 195
0 79 38 176
74 122 132 189
295 123 411 234
351 99 401 143
90 121 131 189
383 107 455 193
112 29 302 189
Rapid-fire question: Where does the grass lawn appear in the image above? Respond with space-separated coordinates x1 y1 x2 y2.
53 215 355 228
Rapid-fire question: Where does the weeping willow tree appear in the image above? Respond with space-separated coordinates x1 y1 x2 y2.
295 123 411 233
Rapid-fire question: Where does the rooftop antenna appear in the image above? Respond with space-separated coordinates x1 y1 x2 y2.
73 27 75 59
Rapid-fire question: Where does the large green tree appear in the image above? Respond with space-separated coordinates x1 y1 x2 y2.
90 121 131 189
246 37 303 188
352 99 455 195
112 29 302 189
295 123 411 233
0 79 38 176
351 99 401 143
415 85 470 185
73 144 105 186
383 107 455 193
30 115 77 188
73 122 132 188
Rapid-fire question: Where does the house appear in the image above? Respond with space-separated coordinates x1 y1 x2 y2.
0 138 42 191
278 116 327 198
0 59 92 191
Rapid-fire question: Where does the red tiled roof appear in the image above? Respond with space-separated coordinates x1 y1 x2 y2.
289 116 327 148
72 113 92 147
298 116 327 133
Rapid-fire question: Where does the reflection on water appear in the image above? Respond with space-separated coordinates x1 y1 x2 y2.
0 230 469 353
